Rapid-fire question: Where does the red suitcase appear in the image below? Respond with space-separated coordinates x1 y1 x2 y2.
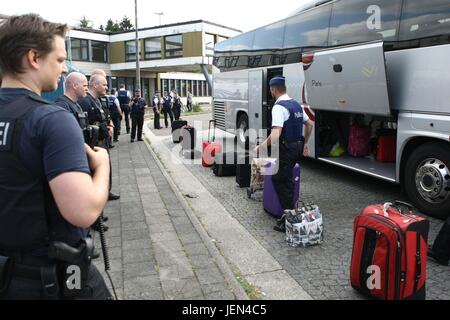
202 120 222 167
350 201 429 300
377 135 396 162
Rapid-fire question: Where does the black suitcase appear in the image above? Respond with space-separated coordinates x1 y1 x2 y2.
236 154 251 188
213 152 237 177
181 126 196 159
172 120 188 143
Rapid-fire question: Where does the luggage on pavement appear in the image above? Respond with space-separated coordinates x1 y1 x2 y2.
181 126 197 159
263 161 300 218
285 201 323 248
236 154 251 188
213 152 237 177
247 158 274 199
348 124 371 157
172 120 188 143
202 120 222 167
350 201 429 300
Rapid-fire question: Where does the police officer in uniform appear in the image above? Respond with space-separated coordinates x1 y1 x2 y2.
162 91 174 128
55 72 89 130
107 89 123 143
172 93 183 121
255 76 314 211
78 75 120 201
129 89 147 143
117 84 131 134
0 14 111 300
153 92 162 130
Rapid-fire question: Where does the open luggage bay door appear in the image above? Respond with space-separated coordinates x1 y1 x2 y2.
303 41 391 116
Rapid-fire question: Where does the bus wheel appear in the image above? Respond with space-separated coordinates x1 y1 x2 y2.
404 142 450 220
237 114 249 149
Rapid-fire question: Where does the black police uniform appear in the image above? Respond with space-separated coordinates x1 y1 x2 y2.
162 95 174 128
107 95 121 142
78 93 114 195
153 95 161 129
130 97 146 142
0 89 110 300
117 89 131 134
272 98 305 211
55 95 89 130
172 97 182 121
78 93 109 149
429 217 450 266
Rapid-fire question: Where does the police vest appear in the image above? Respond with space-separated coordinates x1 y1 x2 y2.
173 98 182 109
56 95 89 129
99 96 110 119
0 94 86 251
163 96 172 109
117 90 130 106
107 96 119 117
278 99 304 143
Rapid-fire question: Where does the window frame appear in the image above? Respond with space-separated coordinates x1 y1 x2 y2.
125 40 138 62
165 34 183 59
91 40 109 63
71 38 89 61
144 37 162 60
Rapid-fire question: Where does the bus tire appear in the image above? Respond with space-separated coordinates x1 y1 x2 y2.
236 114 249 149
404 142 450 220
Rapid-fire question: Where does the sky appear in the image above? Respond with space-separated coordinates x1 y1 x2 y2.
2 0 313 32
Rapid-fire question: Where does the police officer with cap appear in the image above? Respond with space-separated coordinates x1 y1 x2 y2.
0 14 111 300
129 89 147 143
255 76 314 212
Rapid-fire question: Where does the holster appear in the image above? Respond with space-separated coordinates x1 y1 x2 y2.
48 238 95 299
0 255 13 295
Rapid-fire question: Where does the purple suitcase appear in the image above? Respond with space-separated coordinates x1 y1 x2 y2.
263 162 300 218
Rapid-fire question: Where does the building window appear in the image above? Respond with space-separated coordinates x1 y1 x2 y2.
187 80 192 95
205 33 215 56
162 79 168 94
126 40 137 62
91 41 108 63
181 80 187 97
165 34 183 58
193 80 198 97
144 37 161 60
71 38 89 61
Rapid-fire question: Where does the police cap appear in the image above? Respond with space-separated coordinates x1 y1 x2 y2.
269 76 286 87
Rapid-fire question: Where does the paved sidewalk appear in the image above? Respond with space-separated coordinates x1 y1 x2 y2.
92 132 245 300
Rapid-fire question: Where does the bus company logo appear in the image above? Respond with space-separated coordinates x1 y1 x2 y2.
367 5 382 30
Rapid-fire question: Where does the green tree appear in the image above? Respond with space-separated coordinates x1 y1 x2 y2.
105 19 120 32
79 15 92 29
119 16 134 31
99 25 104 31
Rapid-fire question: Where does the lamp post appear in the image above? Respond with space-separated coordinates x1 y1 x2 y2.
135 0 141 92
154 12 164 26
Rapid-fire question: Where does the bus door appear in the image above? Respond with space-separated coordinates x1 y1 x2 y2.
248 70 264 144
303 41 391 116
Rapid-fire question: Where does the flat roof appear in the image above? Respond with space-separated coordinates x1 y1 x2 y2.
73 19 242 35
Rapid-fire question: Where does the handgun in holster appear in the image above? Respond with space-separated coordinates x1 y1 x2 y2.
48 238 96 298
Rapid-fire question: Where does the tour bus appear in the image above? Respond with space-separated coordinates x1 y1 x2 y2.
212 0 450 219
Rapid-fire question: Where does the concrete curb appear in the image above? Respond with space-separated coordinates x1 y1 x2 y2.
143 125 249 300
143 122 313 300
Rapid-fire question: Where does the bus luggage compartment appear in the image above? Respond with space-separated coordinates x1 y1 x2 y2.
303 41 391 117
